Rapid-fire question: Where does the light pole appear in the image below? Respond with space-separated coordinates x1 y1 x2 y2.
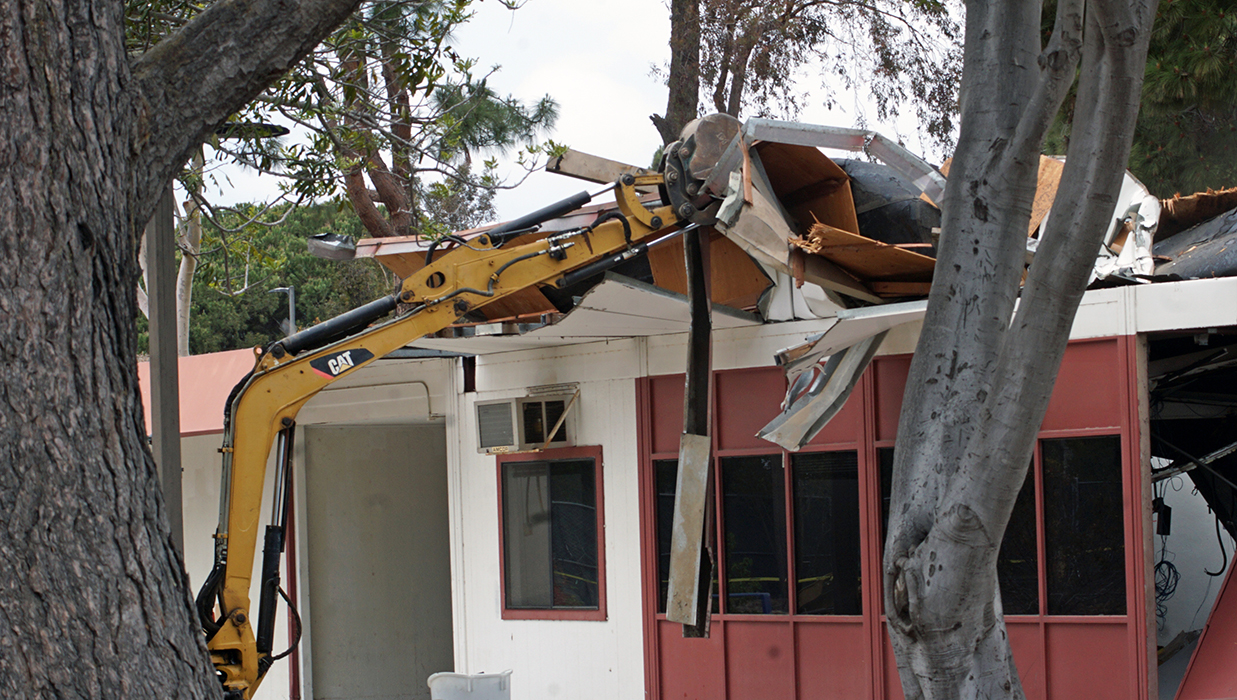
270 286 296 338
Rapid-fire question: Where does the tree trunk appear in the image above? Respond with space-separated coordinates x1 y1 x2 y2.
653 0 702 143
177 197 202 357
0 0 361 695
0 1 215 695
883 1 1157 698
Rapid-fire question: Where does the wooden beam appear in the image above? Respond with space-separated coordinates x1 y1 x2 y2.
545 148 656 186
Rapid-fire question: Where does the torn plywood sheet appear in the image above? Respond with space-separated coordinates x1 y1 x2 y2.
716 166 881 305
792 221 936 283
646 227 772 310
753 141 860 235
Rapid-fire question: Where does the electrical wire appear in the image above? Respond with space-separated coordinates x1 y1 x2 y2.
1205 514 1229 577
1153 480 1181 629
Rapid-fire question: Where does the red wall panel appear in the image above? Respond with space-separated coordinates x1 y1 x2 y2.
1045 623 1130 700
659 620 726 700
1042 339 1123 431
1008 621 1046 700
796 622 869 700
725 621 796 700
873 356 911 443
650 374 685 455
806 386 863 447
716 368 787 451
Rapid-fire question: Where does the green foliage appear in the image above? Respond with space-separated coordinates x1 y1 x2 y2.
146 203 395 355
1132 0 1237 196
1044 0 1237 197
211 0 558 237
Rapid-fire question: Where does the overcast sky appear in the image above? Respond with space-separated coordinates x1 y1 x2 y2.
203 0 939 221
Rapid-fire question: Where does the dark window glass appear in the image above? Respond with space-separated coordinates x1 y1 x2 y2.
502 459 598 609
1043 436 1126 615
655 459 677 613
522 401 545 445
878 448 895 551
998 468 1039 615
792 451 862 615
545 400 567 442
722 455 788 614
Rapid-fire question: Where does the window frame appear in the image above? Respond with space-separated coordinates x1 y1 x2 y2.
496 444 607 621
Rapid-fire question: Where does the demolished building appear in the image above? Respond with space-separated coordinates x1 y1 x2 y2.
158 118 1237 700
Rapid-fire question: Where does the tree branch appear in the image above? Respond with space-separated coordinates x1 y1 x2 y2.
129 0 363 224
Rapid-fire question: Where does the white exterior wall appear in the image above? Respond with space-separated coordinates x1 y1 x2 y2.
451 341 646 700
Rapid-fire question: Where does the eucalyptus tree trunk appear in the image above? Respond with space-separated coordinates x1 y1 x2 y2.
883 1 1157 698
0 0 360 695
652 0 701 143
178 197 203 357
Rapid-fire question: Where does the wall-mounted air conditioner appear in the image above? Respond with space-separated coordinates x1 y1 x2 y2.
476 391 577 454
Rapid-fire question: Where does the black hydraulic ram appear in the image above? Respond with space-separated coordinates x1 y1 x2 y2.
486 190 594 246
272 295 399 358
255 423 296 676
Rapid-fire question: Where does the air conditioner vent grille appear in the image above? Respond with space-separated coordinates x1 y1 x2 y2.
477 402 515 449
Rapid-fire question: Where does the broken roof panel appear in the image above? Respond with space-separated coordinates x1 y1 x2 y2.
410 273 759 355
1154 205 1237 280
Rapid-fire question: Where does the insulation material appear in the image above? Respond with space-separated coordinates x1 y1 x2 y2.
1086 171 1159 282
1157 186 1237 242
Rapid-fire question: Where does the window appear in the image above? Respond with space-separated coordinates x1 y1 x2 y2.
498 446 605 620
793 451 862 615
655 449 862 616
1043 436 1125 615
877 436 1124 616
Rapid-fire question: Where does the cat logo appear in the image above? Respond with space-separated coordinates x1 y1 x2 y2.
328 351 354 375
310 348 375 380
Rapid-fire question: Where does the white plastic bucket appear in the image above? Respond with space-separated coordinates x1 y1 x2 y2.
426 669 513 700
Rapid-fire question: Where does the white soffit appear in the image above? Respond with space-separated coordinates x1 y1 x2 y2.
411 273 761 355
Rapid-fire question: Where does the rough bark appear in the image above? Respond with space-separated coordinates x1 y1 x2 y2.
883 1 1157 698
652 0 701 143
0 0 360 695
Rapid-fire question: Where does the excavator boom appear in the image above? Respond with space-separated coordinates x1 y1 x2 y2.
198 180 684 698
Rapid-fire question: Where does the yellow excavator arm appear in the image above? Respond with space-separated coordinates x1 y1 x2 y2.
196 176 687 699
